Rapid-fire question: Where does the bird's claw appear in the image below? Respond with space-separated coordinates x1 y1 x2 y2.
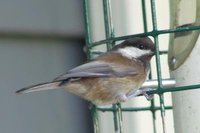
126 88 154 101
139 88 154 101
116 94 128 103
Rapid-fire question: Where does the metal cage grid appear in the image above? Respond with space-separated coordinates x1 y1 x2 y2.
83 0 200 133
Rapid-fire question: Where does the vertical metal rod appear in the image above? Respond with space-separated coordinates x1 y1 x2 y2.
102 0 115 50
103 0 122 132
151 100 157 133
83 0 92 60
117 103 123 133
83 1 99 133
154 36 166 133
90 105 99 133
142 0 157 131
141 0 148 32
149 66 157 133
112 104 119 132
150 0 166 133
112 104 123 133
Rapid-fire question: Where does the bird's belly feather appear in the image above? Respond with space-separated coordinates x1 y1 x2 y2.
63 75 145 105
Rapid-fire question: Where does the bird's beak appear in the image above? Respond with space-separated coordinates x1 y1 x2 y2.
149 51 155 56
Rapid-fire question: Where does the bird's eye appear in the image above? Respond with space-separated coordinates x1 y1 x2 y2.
138 44 145 49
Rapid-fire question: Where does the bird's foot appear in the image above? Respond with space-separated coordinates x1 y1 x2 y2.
126 88 154 101
116 94 128 103
139 88 154 101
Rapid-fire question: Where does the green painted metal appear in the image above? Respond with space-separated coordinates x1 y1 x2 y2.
83 0 92 60
141 0 148 32
102 0 115 50
83 1 99 133
151 99 157 133
90 104 99 133
96 106 172 112
91 50 167 56
89 25 200 48
149 84 200 94
150 0 166 132
83 0 200 133
142 0 157 132
102 0 123 133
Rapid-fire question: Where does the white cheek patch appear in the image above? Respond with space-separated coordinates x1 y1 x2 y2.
118 47 152 59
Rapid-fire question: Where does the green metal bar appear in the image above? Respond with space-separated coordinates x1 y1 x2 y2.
159 51 168 55
102 1 123 132
89 25 200 48
150 0 166 133
141 1 157 132
101 83 200 96
96 106 172 112
112 104 123 133
102 0 115 50
83 1 100 133
148 67 157 133
150 0 158 31
117 104 123 133
90 104 99 133
154 24 200 35
112 104 119 132
91 50 167 56
150 84 200 94
83 0 92 60
141 0 148 32
154 37 163 90
151 99 157 133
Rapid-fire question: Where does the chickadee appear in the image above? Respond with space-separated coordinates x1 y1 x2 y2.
16 37 155 105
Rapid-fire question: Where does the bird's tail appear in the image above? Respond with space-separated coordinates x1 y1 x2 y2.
16 81 62 94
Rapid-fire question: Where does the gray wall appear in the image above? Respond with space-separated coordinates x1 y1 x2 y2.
0 0 92 133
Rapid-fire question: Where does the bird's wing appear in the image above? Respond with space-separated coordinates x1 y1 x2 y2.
54 61 138 81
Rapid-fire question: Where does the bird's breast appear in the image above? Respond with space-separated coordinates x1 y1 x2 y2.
63 73 146 105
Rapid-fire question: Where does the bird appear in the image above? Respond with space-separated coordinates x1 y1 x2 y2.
16 37 155 105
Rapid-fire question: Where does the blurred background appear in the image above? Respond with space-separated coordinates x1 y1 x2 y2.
0 0 93 133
